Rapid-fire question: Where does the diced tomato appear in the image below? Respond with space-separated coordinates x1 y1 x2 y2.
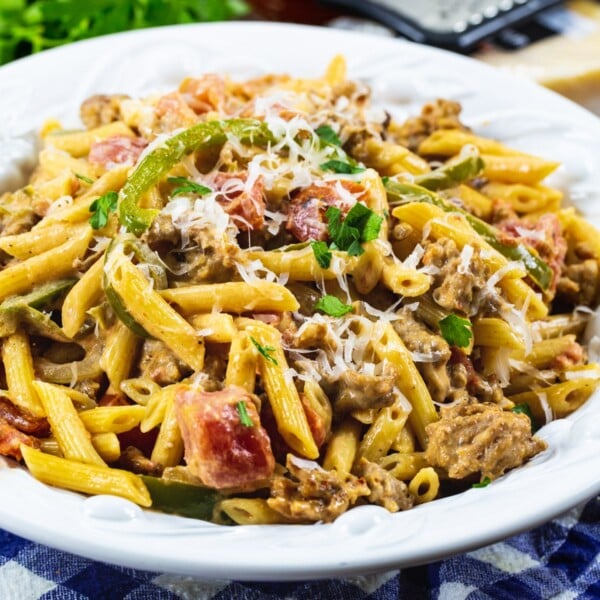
88 135 147 169
0 418 40 461
286 181 366 242
213 172 266 231
174 385 275 489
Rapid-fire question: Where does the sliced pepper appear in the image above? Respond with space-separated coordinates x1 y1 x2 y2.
414 155 484 191
118 119 274 235
0 279 77 340
385 180 553 291
103 235 167 338
140 475 223 521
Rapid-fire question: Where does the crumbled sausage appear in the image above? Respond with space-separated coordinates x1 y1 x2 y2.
138 339 190 386
80 94 129 129
392 99 469 153
116 446 163 476
326 369 396 413
422 238 491 314
355 458 414 512
267 456 370 523
425 402 546 480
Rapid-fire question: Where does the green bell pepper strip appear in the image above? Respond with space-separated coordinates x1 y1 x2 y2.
0 279 77 340
140 475 223 521
103 235 168 338
385 180 553 291
118 119 275 235
414 155 484 191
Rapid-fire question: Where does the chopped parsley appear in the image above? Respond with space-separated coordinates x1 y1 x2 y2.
311 240 332 269
89 191 118 229
236 400 254 427
472 477 491 489
167 176 212 197
315 124 342 147
439 314 473 348
250 336 278 365
512 402 539 432
320 159 365 175
314 294 354 317
326 203 383 257
75 172 94 184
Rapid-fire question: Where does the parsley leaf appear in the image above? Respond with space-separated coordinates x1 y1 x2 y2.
472 477 491 488
311 241 332 269
512 402 539 432
439 314 473 348
75 172 94 184
325 203 384 258
315 124 341 147
320 159 365 175
89 191 118 230
250 336 278 365
167 176 212 197
236 400 254 427
314 295 354 317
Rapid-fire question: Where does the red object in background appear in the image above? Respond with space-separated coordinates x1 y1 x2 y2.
248 0 342 24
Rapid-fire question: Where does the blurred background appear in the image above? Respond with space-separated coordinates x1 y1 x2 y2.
1 0 598 114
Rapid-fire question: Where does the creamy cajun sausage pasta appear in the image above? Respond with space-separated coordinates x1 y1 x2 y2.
1 57 599 523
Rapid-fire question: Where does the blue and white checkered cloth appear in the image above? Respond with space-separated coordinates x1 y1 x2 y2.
1 496 598 599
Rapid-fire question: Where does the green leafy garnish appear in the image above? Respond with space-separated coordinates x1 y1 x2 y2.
315 124 341 147
75 172 94 184
314 295 354 317
439 314 473 348
472 477 491 489
167 176 212 197
311 241 332 269
250 336 278 366
0 1 250 66
236 401 254 427
320 160 365 175
89 191 118 229
326 203 383 257
512 402 539 432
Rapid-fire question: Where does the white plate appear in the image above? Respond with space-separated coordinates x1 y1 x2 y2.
0 22 599 581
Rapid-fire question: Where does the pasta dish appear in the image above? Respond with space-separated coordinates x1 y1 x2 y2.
0 57 598 525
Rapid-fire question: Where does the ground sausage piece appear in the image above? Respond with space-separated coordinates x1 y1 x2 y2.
557 259 600 307
355 458 414 512
80 94 129 129
88 135 148 169
138 339 190 386
425 402 546 480
0 418 40 460
329 369 396 414
174 385 275 490
393 99 469 153
179 74 227 114
267 456 370 523
422 238 491 315
286 181 365 242
116 446 163 476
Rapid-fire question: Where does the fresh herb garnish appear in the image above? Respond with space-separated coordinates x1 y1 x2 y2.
320 159 365 175
75 173 94 184
0 1 249 66
326 203 383 257
89 191 118 229
311 241 332 269
472 477 491 489
315 124 342 147
512 402 539 432
439 314 473 348
236 400 254 427
314 295 354 317
167 177 212 197
250 336 278 365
